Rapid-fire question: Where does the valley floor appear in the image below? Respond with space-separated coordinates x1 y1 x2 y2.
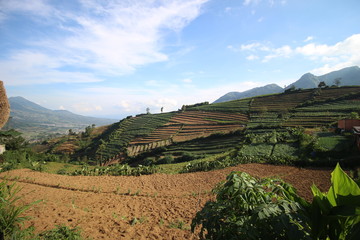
0 164 333 239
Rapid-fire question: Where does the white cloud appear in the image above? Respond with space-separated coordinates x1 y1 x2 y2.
243 0 261 6
237 34 360 73
304 36 314 42
246 54 259 60
243 0 286 7
182 78 193 83
1 0 209 85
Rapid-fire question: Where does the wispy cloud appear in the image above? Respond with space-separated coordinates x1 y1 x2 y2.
304 36 314 42
243 0 286 7
1 0 209 86
232 34 360 74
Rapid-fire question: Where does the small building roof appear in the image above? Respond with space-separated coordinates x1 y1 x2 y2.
353 126 360 134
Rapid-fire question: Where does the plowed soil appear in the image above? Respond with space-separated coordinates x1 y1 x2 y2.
0 164 333 239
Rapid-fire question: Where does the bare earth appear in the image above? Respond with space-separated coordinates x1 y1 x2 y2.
0 164 333 239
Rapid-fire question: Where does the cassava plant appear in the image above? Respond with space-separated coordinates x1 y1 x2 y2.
192 163 360 240
191 171 310 239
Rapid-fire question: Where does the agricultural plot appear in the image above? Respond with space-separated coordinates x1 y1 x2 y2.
284 99 360 127
164 134 243 156
248 112 282 128
188 98 251 113
272 143 299 156
312 86 360 101
239 143 274 156
127 111 247 156
317 132 352 151
97 113 175 160
250 90 313 112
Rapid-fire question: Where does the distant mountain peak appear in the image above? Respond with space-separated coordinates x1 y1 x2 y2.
213 83 283 103
214 66 360 103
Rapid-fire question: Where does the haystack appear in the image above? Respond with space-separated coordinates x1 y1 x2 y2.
0 81 10 129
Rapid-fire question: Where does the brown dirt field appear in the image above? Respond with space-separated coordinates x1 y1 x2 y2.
0 164 333 239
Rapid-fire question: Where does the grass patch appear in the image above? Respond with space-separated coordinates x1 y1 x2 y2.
317 132 351 151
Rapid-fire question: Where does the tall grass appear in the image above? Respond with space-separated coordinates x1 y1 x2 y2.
0 181 39 239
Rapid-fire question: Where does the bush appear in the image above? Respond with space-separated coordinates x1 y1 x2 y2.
191 171 309 239
158 155 174 164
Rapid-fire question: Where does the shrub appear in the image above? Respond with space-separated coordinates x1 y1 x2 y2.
191 171 309 239
158 155 174 164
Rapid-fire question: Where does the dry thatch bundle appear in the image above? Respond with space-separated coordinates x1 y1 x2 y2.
0 81 10 129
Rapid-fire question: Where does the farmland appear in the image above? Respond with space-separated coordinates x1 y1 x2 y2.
1 86 360 239
35 86 360 167
0 164 333 239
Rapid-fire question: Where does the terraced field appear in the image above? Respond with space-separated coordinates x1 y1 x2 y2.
284 97 360 127
250 90 313 112
126 111 247 156
51 86 360 165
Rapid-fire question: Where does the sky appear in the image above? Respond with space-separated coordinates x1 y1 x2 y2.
1 0 360 119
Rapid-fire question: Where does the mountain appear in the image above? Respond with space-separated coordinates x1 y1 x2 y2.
215 66 360 103
286 66 360 90
213 84 283 103
3 96 116 140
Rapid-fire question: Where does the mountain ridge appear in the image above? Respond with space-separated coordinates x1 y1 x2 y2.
214 66 360 103
3 96 117 140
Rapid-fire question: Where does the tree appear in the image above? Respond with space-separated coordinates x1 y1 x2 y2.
0 130 26 150
146 107 150 114
161 107 164 113
349 112 359 119
318 81 327 88
334 77 341 87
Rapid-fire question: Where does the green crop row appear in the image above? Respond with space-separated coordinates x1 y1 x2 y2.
70 164 158 176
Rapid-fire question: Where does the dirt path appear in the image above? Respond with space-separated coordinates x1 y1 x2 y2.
0 164 333 239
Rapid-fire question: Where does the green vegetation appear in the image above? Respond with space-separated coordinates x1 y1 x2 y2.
0 181 37 239
0 181 83 239
1 86 359 174
70 164 158 176
191 163 360 240
39 225 82 240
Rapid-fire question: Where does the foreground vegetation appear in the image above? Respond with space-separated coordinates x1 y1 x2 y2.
0 180 81 240
192 163 360 240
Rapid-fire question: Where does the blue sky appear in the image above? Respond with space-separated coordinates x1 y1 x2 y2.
1 0 360 119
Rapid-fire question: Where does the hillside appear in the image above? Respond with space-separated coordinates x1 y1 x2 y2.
287 65 360 90
42 86 360 166
3 96 116 140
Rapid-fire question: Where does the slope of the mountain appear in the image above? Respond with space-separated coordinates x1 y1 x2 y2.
287 66 360 90
213 84 283 103
3 96 116 140
319 66 360 86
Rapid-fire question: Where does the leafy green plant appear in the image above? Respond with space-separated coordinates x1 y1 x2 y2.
191 171 309 240
308 163 360 240
192 163 360 240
